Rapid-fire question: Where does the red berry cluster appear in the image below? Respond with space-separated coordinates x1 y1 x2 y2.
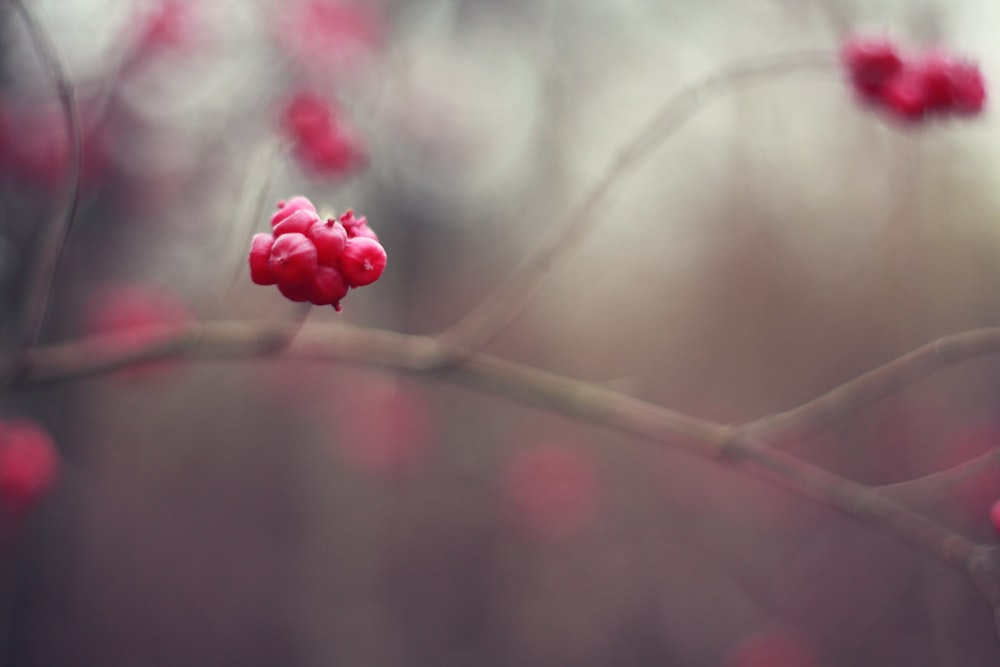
841 36 986 122
249 195 386 311
0 419 60 513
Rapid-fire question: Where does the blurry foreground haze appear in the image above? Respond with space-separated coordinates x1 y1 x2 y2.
3 0 1000 665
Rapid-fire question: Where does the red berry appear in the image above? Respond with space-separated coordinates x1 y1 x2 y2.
281 91 333 142
879 68 930 121
990 500 1000 537
273 208 321 237
339 209 376 239
0 420 59 513
269 232 319 286
295 125 364 176
308 217 349 264
913 53 985 115
945 59 986 114
307 265 350 310
841 37 903 98
270 195 317 228
338 236 386 287
248 233 277 285
277 282 311 302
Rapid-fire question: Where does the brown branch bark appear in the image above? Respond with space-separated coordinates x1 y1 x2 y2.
8 319 1000 611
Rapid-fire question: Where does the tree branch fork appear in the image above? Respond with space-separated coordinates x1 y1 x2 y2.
7 319 1000 614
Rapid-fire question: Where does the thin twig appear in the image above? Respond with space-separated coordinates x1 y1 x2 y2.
744 327 1000 441
10 0 84 350
878 448 1000 506
433 51 835 364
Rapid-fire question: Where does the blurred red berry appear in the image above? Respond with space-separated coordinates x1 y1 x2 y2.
330 377 435 476
841 37 903 99
274 0 382 76
84 285 191 380
880 68 932 121
990 500 1000 537
338 236 387 287
724 630 819 667
841 35 986 123
279 91 365 178
935 421 1000 518
0 420 59 513
269 232 319 286
503 443 600 541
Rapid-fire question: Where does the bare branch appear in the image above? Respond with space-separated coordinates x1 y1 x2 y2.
433 51 835 364
877 448 1000 506
10 0 84 350
9 320 998 607
745 327 1000 441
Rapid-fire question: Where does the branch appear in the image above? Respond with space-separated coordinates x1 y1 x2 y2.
433 51 835 363
744 327 1000 441
878 448 1000 506
8 320 1000 609
10 0 84 350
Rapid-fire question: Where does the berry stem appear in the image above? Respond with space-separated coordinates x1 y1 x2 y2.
434 50 836 364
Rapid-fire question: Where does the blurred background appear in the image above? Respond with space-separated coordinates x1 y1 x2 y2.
2 0 1000 664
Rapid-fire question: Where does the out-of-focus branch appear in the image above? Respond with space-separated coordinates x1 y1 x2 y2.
877 448 1000 506
432 51 835 364
743 327 1000 441
10 0 84 350
7 319 1000 611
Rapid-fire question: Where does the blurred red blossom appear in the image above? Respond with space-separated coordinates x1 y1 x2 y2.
0 419 60 514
